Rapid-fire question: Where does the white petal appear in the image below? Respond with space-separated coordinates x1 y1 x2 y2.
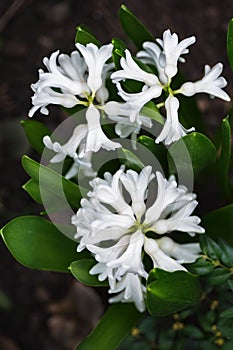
108 273 146 312
158 237 201 263
155 95 194 145
144 237 186 271
180 63 230 101
43 124 88 163
76 43 113 94
85 105 121 153
111 49 159 86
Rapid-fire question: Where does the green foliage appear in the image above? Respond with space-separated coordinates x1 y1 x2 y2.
187 235 233 284
146 269 202 316
0 216 87 272
227 18 233 71
21 120 51 154
70 259 108 287
140 101 164 125
216 117 232 199
75 25 100 46
202 204 233 244
118 148 144 171
76 303 142 350
168 132 216 177
119 5 154 49
22 155 86 209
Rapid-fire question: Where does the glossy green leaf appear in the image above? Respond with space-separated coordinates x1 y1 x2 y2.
141 101 164 125
76 303 142 350
202 204 233 244
21 120 51 154
206 269 231 286
112 37 127 70
146 268 170 286
218 239 233 267
119 5 155 49
0 216 86 272
216 117 232 199
199 235 222 260
118 148 144 171
75 25 100 46
22 179 42 204
168 132 216 177
146 269 202 316
22 156 86 209
186 257 214 275
227 19 233 71
70 259 108 287
220 307 233 318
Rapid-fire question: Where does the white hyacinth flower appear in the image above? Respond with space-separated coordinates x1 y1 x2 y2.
155 95 195 145
112 29 230 145
72 166 204 311
104 101 152 142
29 43 113 117
29 42 123 172
180 63 230 101
155 29 196 83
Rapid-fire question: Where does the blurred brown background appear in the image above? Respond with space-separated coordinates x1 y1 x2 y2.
0 1 233 349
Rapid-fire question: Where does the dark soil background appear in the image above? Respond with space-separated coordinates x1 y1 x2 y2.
0 1 233 349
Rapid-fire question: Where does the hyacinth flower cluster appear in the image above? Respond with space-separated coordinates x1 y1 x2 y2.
27 28 230 312
29 29 230 178
72 166 204 311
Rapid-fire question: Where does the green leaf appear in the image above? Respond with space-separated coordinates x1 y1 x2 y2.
216 117 232 199
168 132 216 177
0 216 86 272
218 317 233 338
202 204 233 244
186 257 214 275
199 235 222 260
137 135 168 175
176 92 204 133
75 25 100 46
140 101 164 125
219 239 233 267
112 37 127 70
119 5 155 49
118 148 144 171
220 307 233 318
21 120 51 154
146 268 170 286
22 156 86 209
146 269 202 316
22 179 43 204
76 303 142 350
206 269 231 286
227 19 233 71
182 325 204 339
228 280 233 292
70 259 108 287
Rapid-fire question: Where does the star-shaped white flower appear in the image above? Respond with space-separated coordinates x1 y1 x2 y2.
111 30 230 145
72 166 204 311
